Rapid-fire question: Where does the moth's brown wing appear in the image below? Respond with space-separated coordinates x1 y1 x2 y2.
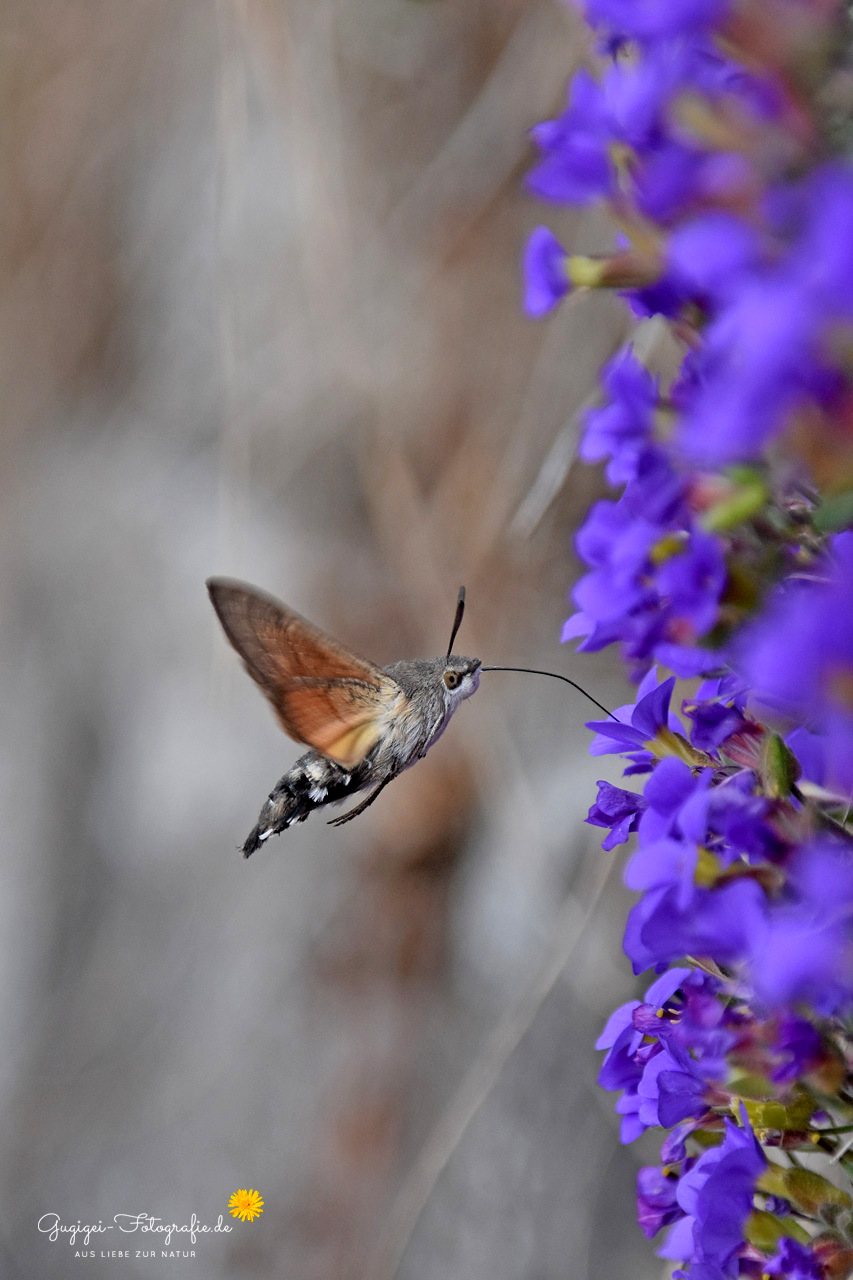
207 578 389 684
277 677 401 769
206 578 403 769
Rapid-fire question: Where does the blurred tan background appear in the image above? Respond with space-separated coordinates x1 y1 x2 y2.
0 1 665 1277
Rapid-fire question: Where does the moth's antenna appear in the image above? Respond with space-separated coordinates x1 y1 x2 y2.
481 666 616 720
447 586 466 658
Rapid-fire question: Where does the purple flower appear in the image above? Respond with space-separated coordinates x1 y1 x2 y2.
602 45 685 149
790 165 853 319
654 529 726 638
641 758 703 829
586 670 679 756
750 839 853 1014
696 675 748 711
764 1238 823 1280
564 446 727 676
687 703 743 753
740 534 853 789
581 0 728 40
633 140 707 225
596 999 642 1055
657 1068 708 1128
705 776 777 863
629 762 777 909
677 272 817 465
638 762 709 859
637 1166 683 1238
569 499 659 632
666 981 734 1080
683 683 747 753
653 643 724 679
598 1009 704 1141
526 70 613 205
644 965 695 1008
786 727 827 787
635 1044 703 1129
667 213 761 304
624 273 690 320
624 833 699 911
522 227 570 317
662 1121 700 1164
770 1014 823 1085
586 780 645 849
580 348 658 485
598 1032 651 1141
677 169 853 465
660 1115 765 1275
624 878 767 974
598 968 727 1142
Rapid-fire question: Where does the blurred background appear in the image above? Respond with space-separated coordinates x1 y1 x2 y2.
0 1 672 1276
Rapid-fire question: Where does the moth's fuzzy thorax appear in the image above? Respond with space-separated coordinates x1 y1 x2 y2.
378 654 481 766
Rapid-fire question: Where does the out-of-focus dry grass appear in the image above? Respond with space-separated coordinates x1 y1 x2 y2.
0 3 665 1278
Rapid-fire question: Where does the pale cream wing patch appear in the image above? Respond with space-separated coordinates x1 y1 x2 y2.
274 678 393 769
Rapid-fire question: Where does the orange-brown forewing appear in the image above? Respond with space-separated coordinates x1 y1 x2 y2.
207 578 402 769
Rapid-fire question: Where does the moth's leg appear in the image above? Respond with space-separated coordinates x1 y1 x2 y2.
327 773 397 827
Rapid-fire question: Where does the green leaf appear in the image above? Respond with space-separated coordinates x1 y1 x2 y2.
745 1210 810 1251
760 733 801 799
690 1129 725 1149
737 1093 816 1131
784 1167 853 1215
701 472 769 532
729 1072 776 1100
757 1163 790 1198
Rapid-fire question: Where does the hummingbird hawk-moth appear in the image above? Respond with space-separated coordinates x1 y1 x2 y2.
207 578 611 856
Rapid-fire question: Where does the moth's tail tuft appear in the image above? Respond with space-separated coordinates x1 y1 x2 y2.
242 826 264 858
240 792 299 857
240 762 325 856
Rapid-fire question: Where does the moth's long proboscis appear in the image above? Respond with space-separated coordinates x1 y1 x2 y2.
481 666 616 720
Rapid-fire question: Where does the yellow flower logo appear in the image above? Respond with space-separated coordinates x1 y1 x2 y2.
228 1188 264 1222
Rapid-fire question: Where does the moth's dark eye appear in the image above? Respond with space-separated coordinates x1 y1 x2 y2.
444 670 460 690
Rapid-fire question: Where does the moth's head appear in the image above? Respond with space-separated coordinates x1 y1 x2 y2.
441 655 481 706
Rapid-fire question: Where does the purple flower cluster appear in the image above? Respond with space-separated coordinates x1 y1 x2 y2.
587 674 853 1011
520 1 853 1277
740 534 853 792
671 171 853 469
599 957 842 1277
583 682 853 1280
660 1116 767 1278
597 966 730 1144
563 349 727 677
582 671 853 1277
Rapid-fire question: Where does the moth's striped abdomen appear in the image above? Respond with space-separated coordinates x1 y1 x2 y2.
241 751 367 856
